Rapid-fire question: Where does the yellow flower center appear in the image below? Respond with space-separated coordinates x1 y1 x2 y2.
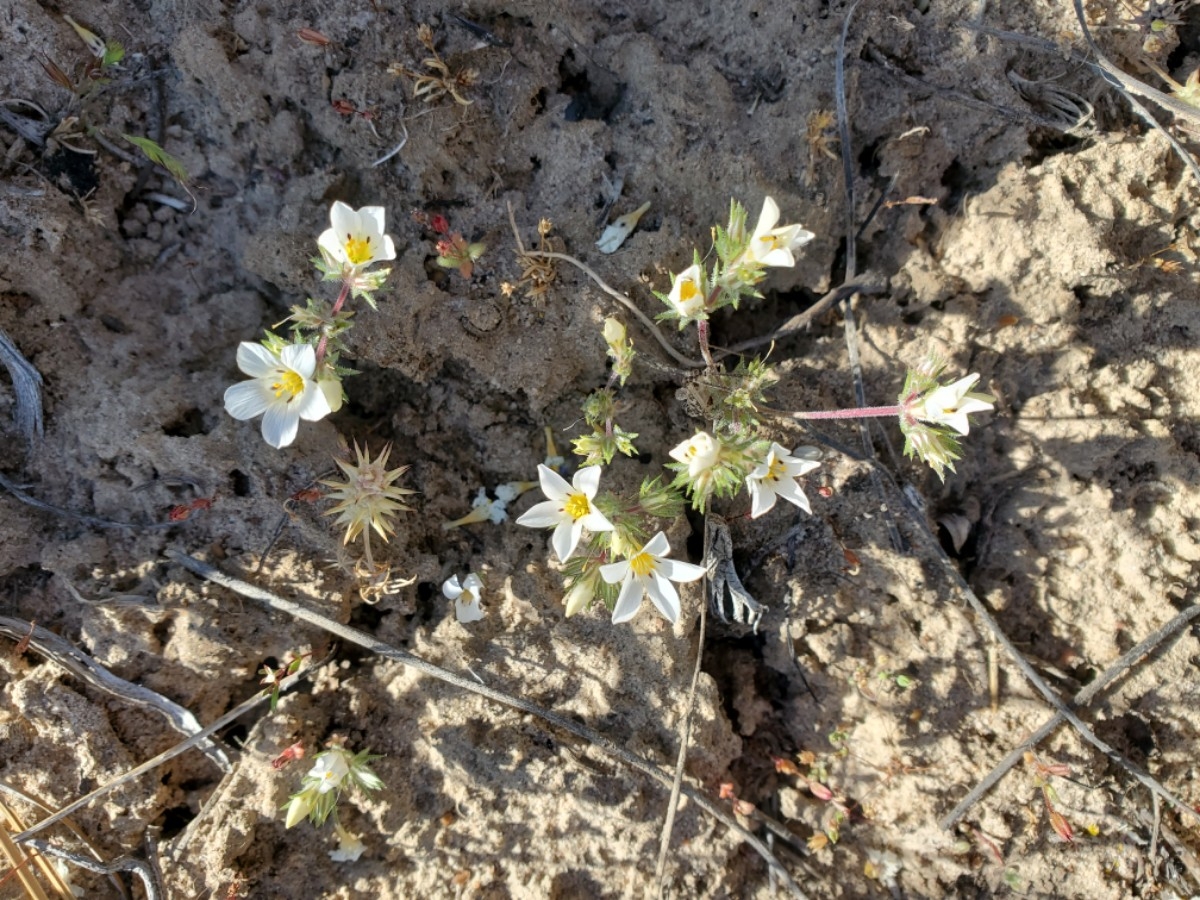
629 550 655 577
765 458 786 483
564 493 591 521
272 369 305 400
344 234 372 265
679 280 700 303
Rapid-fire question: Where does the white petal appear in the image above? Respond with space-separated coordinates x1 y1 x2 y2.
536 464 573 503
644 574 680 624
753 196 780 238
579 509 614 532
642 532 671 558
783 457 821 479
224 380 272 420
236 342 280 378
463 574 484 593
749 480 775 518
296 383 333 422
317 228 344 263
280 343 316 378
261 403 300 449
611 576 644 624
774 478 812 513
757 246 796 268
329 200 358 237
379 234 397 262
358 206 387 236
319 377 344 413
442 575 463 600
516 499 568 529
657 558 707 583
551 519 579 563
572 465 602 499
599 560 630 585
456 597 484 623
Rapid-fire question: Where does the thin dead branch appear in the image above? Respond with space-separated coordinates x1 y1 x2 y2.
655 557 710 892
0 617 230 773
940 599 1200 828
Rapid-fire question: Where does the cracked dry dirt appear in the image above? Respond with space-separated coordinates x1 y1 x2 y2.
4 0 1200 898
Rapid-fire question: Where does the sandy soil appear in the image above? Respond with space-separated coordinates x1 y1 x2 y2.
4 0 1200 897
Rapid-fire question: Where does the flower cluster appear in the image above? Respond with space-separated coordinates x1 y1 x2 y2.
898 357 996 480
224 201 395 448
284 744 384 829
659 197 814 328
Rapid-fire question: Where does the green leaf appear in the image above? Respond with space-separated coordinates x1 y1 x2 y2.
121 133 189 185
102 41 126 67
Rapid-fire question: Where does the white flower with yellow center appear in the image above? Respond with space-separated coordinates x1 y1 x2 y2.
744 196 815 268
668 264 708 319
669 431 721 478
223 342 332 449
310 749 351 794
442 573 485 623
914 374 995 435
600 531 707 625
317 201 397 272
746 443 821 518
516 464 614 562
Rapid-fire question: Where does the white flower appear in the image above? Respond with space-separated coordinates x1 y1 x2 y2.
443 573 485 623
329 823 366 863
668 264 707 318
223 342 333 449
914 374 995 435
599 531 706 625
516 465 614 562
309 750 351 794
317 201 397 272
669 431 721 478
747 443 821 518
744 196 814 268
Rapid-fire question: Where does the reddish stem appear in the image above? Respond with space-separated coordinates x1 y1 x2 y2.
792 405 903 420
314 278 352 368
697 320 715 368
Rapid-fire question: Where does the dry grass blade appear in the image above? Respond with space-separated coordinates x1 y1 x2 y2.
0 784 128 899
0 327 43 445
165 549 811 900
0 802 53 900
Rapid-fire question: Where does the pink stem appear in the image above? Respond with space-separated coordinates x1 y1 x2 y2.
314 278 353 368
792 405 903 420
697 320 715 368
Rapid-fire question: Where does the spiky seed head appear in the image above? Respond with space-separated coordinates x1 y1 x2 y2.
321 442 415 544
